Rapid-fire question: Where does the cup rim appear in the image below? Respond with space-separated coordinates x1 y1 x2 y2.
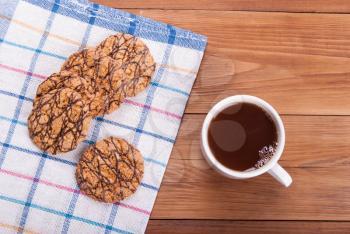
201 95 285 179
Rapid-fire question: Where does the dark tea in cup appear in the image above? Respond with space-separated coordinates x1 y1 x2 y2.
208 102 278 171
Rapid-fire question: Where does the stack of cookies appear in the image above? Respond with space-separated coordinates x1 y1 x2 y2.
28 33 155 202
28 33 156 155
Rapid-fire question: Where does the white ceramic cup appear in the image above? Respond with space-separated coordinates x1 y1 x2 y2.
201 95 292 187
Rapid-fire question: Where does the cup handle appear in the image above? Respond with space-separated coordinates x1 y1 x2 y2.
268 163 292 187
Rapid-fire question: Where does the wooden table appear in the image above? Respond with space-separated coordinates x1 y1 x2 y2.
94 1 350 233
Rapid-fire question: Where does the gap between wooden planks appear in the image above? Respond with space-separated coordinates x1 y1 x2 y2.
147 220 350 234
95 0 350 13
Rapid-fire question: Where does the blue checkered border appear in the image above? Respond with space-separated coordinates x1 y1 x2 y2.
25 0 207 51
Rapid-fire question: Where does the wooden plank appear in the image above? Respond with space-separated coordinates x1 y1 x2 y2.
173 114 350 167
121 10 350 115
94 0 350 13
147 220 350 234
148 114 350 220
151 167 350 220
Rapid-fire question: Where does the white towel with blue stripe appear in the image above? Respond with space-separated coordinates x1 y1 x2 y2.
0 0 207 233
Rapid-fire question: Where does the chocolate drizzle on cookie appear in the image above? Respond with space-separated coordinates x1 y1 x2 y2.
36 71 95 100
61 48 96 78
95 33 156 98
28 88 92 154
75 137 144 203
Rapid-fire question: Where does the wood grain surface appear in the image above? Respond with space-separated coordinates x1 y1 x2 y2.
154 163 350 220
147 220 350 234
126 10 350 115
92 1 350 233
98 0 350 13
173 115 350 167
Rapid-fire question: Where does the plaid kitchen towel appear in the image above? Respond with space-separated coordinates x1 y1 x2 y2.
0 0 207 233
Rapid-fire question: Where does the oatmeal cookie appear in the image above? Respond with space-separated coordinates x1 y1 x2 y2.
76 137 144 203
95 33 156 98
28 88 92 154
